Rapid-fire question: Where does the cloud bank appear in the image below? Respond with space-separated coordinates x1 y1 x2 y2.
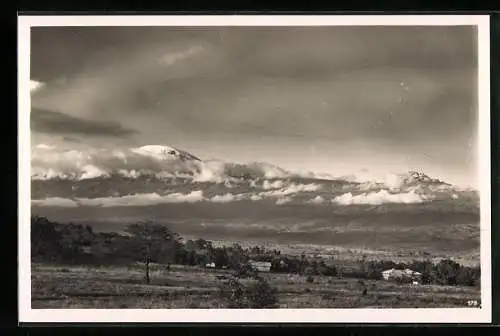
32 190 205 208
332 189 426 205
31 186 432 209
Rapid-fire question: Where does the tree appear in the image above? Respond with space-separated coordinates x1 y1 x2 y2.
126 221 176 284
194 238 210 250
413 260 435 285
227 244 246 269
435 259 461 285
185 239 197 251
365 261 382 280
31 216 63 261
311 260 318 275
214 247 229 269
360 255 367 274
299 254 307 275
59 223 95 259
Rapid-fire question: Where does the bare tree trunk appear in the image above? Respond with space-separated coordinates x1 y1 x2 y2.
145 256 150 284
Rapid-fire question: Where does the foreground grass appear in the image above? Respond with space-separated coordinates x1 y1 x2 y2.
31 263 480 309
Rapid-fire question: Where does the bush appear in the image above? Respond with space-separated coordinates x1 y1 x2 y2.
322 265 338 277
364 261 383 280
222 278 247 308
233 263 259 279
457 266 480 287
306 275 314 283
220 276 278 308
246 278 278 308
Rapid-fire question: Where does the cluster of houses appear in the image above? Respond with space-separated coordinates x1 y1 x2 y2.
205 259 422 285
205 262 228 270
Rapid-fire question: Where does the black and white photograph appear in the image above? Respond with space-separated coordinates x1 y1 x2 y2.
18 15 491 323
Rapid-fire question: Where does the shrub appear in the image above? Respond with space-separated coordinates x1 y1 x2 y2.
457 266 480 287
306 275 314 283
246 278 278 308
435 259 461 285
365 261 383 280
322 265 338 277
220 276 278 308
233 263 259 279
220 278 247 308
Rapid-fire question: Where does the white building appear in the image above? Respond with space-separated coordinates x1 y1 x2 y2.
249 260 272 272
382 268 422 282
403 268 422 278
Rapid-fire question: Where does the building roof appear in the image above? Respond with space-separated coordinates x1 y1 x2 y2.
404 268 422 275
250 261 272 266
382 268 421 276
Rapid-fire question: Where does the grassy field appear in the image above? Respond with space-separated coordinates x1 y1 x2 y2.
31 262 481 309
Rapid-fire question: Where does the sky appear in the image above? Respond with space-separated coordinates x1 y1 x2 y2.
30 26 478 188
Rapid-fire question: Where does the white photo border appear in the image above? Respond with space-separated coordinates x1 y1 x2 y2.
18 14 492 323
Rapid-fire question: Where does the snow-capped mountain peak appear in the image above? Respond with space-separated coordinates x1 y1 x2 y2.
130 145 201 162
403 170 448 185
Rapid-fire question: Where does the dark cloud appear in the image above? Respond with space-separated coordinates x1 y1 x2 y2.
62 136 81 143
31 108 139 138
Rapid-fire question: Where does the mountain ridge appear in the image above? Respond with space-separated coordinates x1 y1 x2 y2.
31 144 478 206
31 143 460 186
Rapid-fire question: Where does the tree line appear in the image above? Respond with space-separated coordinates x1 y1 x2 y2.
30 216 480 287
